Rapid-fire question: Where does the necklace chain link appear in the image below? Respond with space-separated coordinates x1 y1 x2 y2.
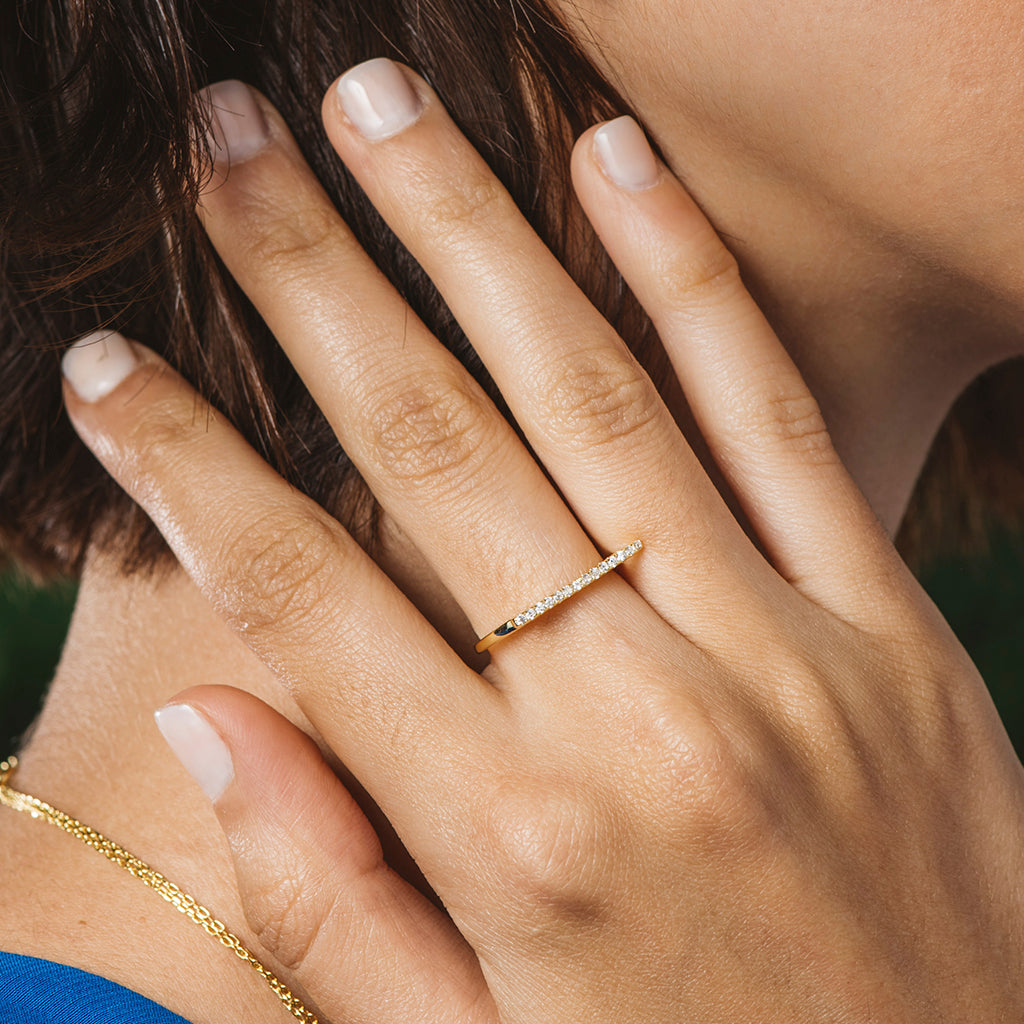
1 756 320 1024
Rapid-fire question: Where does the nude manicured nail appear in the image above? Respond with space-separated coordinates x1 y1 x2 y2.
62 331 139 402
594 116 660 191
335 58 423 140
154 704 234 803
202 79 271 164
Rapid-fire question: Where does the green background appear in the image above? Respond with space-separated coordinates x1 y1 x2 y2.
2 535 1023 757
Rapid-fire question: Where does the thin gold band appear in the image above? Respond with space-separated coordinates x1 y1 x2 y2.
475 540 643 653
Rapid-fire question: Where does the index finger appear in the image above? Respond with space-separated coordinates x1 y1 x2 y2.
60 334 506 861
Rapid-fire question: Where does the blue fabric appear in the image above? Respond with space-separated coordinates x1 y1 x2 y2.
0 951 194 1023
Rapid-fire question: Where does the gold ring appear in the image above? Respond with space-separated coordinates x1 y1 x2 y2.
475 541 643 653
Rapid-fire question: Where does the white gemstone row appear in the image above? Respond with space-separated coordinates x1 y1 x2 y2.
511 541 643 629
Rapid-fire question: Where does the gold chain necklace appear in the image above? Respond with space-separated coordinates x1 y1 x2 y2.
0 756 320 1024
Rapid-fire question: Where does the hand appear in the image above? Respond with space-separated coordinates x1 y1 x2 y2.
62 60 1024 1023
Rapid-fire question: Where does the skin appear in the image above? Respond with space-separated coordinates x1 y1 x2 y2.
2 0 1024 1019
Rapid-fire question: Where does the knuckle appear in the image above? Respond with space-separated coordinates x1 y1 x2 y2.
121 397 195 472
248 875 330 974
480 780 612 932
214 507 343 643
242 198 339 282
362 374 496 486
718 377 838 465
676 748 765 855
628 693 719 800
759 386 837 461
660 241 742 311
626 690 763 848
537 348 661 453
420 176 511 248
118 389 217 497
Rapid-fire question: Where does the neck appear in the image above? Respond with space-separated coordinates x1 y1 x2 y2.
0 561 298 1022
3 174 1022 1024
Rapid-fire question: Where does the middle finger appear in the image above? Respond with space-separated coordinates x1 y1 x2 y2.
322 60 778 636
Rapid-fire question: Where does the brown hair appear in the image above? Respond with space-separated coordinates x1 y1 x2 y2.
0 1 1020 579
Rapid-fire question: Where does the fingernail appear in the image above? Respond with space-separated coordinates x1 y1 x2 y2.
201 79 271 165
154 704 234 803
335 58 423 141
62 331 139 402
593 116 659 191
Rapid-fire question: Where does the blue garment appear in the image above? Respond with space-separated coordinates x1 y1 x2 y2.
0 951 193 1023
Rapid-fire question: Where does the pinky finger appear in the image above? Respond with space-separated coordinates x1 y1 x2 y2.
571 118 908 618
154 686 495 1024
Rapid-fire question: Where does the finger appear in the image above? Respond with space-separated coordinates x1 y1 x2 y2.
318 60 778 638
61 332 504 847
196 79 652 667
571 117 909 618
155 687 496 1024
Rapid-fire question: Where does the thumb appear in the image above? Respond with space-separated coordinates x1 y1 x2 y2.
155 684 495 1024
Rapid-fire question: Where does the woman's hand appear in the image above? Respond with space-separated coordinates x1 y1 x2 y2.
62 61 1024 1022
